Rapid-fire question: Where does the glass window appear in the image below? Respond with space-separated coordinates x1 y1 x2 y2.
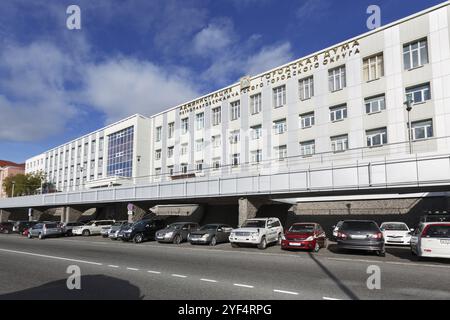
273 85 286 108
330 104 348 122
155 149 161 160
329 66 346 92
250 125 262 140
181 164 188 174
230 101 241 121
300 112 315 129
231 153 240 167
250 93 262 115
403 39 428 70
156 127 162 142
212 158 221 170
365 95 386 114
251 149 263 163
196 112 204 130
196 139 204 152
106 126 134 177
300 140 315 156
273 119 287 135
366 127 388 147
229 130 240 144
410 119 433 141
196 161 203 172
168 122 175 139
363 53 384 81
212 107 221 126
274 145 287 160
299 76 314 100
406 83 431 104
167 166 174 176
181 118 189 134
331 134 349 152
167 146 174 158
180 143 188 155
212 135 221 148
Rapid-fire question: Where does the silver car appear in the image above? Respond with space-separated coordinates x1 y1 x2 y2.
28 222 63 239
109 221 131 240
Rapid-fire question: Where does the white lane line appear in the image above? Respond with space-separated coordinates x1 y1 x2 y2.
327 257 379 264
233 283 254 289
323 297 341 300
108 265 119 268
126 267 139 271
172 274 187 278
0 248 103 266
273 289 299 295
147 270 161 274
385 261 450 269
200 278 218 283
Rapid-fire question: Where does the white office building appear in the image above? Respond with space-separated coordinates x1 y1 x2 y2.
26 2 450 193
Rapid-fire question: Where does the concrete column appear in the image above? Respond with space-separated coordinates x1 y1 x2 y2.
29 208 44 221
129 204 148 223
0 209 11 222
238 197 265 227
62 207 83 223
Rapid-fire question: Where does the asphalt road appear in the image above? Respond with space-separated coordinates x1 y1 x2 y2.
0 233 449 300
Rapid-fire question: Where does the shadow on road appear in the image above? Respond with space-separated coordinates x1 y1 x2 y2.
0 275 144 300
307 252 359 300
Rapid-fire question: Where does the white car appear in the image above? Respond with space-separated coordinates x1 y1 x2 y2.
72 220 115 236
229 218 283 250
380 222 413 245
411 222 450 259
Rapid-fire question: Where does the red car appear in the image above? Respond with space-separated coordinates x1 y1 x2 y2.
22 228 30 237
281 223 328 252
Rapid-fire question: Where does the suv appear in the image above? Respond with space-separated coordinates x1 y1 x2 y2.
72 220 115 236
229 218 284 250
28 222 63 239
155 222 200 244
121 219 167 243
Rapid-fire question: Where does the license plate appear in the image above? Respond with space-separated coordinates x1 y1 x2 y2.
289 242 302 246
351 235 366 239
440 239 450 245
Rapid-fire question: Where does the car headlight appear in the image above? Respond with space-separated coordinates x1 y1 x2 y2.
251 232 259 237
305 236 314 241
230 232 235 237
202 234 210 239
165 232 174 237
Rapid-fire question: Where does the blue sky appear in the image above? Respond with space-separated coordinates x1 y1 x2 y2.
0 0 445 163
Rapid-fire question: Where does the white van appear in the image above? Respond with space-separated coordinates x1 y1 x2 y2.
411 222 450 259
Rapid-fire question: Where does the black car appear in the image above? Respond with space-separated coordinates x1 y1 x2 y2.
0 222 14 234
12 221 38 234
155 222 200 244
335 220 385 256
121 219 167 243
188 224 233 246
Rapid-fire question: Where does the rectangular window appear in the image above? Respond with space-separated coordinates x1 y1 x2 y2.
274 145 287 160
212 158 221 170
330 104 348 122
181 143 188 156
365 95 386 114
250 149 263 163
181 118 189 134
329 66 346 92
156 126 162 142
99 138 104 152
212 107 221 126
231 101 241 121
196 112 204 130
212 135 221 148
181 164 188 174
366 128 388 147
406 83 431 104
363 53 384 81
196 160 203 172
195 139 204 152
167 146 174 158
410 119 433 141
273 119 287 135
331 134 349 152
403 39 428 70
168 122 175 139
229 130 240 144
155 149 162 160
155 168 161 176
231 153 240 167
250 93 262 115
250 125 262 140
300 112 315 129
167 166 174 176
273 85 286 108
299 76 314 100
300 140 315 156
106 126 134 178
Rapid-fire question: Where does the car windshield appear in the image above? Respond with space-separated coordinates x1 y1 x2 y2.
242 220 266 228
113 222 126 227
200 225 219 230
341 221 379 231
289 224 315 233
167 223 184 230
425 225 450 238
381 223 408 231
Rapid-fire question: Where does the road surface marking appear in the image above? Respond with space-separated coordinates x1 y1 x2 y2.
200 278 218 283
0 248 103 266
273 289 299 295
126 267 139 271
172 274 187 278
233 283 254 289
323 297 341 300
108 265 119 268
147 270 161 274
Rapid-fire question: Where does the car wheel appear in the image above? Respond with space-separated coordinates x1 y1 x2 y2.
277 233 282 245
27 233 32 239
133 233 144 244
209 236 217 246
257 236 267 250
313 242 320 253
231 243 239 248
82 229 90 237
323 238 328 249
173 234 182 245
376 250 385 257
38 233 44 240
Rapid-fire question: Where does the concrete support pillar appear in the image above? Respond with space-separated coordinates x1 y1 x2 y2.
128 204 148 223
62 207 84 223
238 197 264 227
29 208 44 221
0 209 11 222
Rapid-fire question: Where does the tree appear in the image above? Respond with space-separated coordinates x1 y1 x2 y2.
2 171 46 197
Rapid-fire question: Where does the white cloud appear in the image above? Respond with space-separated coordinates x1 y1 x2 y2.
244 42 293 76
296 0 331 21
192 18 235 56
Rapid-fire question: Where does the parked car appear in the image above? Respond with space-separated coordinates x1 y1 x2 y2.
61 222 85 236
335 220 385 256
380 222 413 245
0 222 14 234
411 222 450 259
420 213 450 223
332 221 344 241
155 222 199 244
188 224 233 246
109 222 132 240
12 221 38 234
28 222 63 239
229 217 284 250
122 219 167 243
71 220 115 236
281 222 327 252
22 228 30 237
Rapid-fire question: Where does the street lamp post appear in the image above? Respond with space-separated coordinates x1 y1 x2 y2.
11 181 15 198
404 99 413 154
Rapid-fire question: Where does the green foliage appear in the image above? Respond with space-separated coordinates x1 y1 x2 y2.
2 171 46 197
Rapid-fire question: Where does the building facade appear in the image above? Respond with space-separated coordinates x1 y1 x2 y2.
0 161 25 198
26 2 450 192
